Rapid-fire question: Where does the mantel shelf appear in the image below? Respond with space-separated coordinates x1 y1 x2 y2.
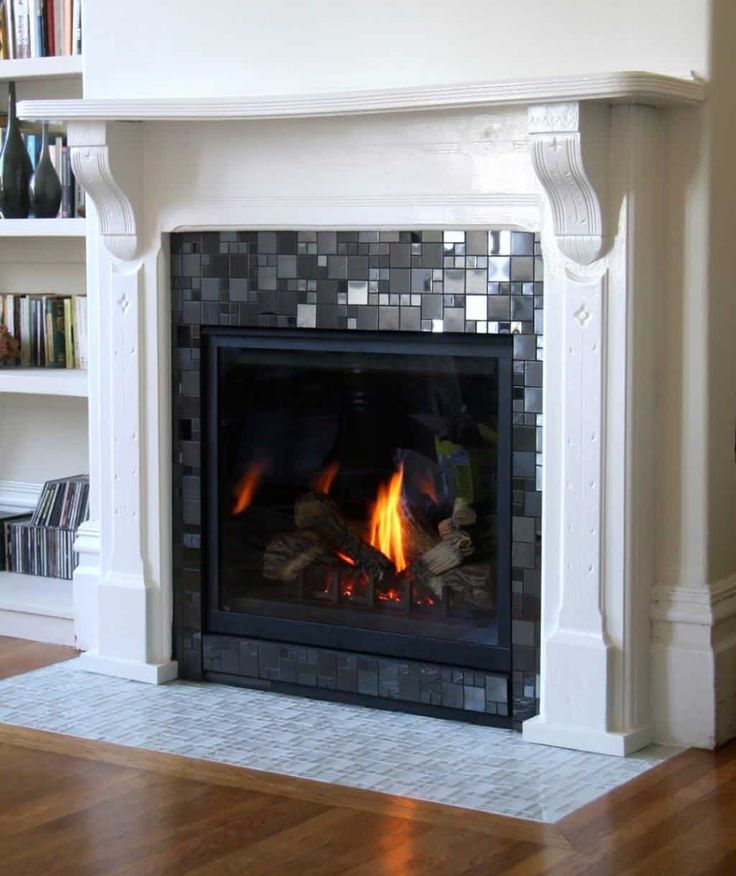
0 369 88 398
16 71 705 123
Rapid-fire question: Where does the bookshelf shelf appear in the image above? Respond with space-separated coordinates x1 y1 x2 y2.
0 571 75 645
0 55 83 82
0 571 73 618
0 217 86 237
0 368 88 397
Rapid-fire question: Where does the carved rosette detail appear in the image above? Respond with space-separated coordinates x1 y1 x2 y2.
69 143 137 261
528 103 607 267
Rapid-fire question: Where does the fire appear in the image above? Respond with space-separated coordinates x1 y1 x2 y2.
368 465 407 573
231 461 266 515
312 461 339 494
335 550 356 567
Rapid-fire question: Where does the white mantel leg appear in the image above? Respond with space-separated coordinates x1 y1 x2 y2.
70 122 177 684
523 103 660 754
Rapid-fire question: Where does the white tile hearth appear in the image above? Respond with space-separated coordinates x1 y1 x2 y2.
0 661 677 823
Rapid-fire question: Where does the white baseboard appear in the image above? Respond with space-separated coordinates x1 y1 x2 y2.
75 651 178 684
522 715 653 756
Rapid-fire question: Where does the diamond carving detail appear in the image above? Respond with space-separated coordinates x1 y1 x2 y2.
573 304 592 327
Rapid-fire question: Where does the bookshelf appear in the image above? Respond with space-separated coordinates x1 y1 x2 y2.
0 367 87 396
0 217 85 236
0 40 86 646
0 571 75 646
0 55 83 82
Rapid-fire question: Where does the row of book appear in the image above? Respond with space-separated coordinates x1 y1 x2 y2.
0 293 87 368
0 0 81 59
1 475 89 580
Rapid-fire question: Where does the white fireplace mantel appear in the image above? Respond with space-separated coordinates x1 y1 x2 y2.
19 71 712 754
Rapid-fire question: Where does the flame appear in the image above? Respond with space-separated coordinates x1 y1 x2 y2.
231 461 266 515
368 465 407 573
312 461 339 494
335 550 356 567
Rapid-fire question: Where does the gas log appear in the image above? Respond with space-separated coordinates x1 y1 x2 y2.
263 530 326 582
294 491 393 581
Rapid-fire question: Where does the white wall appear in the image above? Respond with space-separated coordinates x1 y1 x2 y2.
83 0 710 99
0 396 89 483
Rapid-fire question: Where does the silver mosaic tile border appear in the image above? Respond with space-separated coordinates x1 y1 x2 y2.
171 229 542 723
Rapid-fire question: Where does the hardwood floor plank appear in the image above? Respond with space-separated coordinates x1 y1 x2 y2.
0 636 76 679
0 724 573 849
2 636 735 876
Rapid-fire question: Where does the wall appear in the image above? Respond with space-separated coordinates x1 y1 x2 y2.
83 0 709 98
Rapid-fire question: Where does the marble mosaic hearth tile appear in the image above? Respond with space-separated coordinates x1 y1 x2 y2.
0 662 676 823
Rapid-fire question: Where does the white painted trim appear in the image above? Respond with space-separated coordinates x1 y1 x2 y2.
17 71 705 123
523 715 654 756
74 652 178 684
0 480 43 511
651 576 736 625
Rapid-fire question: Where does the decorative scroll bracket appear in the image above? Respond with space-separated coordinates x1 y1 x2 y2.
68 121 139 261
528 102 609 266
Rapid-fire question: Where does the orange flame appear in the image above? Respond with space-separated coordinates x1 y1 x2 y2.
368 465 407 573
312 461 339 494
231 461 266 515
335 550 356 567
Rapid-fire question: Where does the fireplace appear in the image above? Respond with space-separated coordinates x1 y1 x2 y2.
173 228 543 727
206 328 512 664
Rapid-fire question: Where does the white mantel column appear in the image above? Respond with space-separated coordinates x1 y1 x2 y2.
523 102 660 754
69 121 177 683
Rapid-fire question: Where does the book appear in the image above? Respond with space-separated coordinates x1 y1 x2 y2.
13 0 30 58
73 295 86 368
0 1 10 60
63 296 73 368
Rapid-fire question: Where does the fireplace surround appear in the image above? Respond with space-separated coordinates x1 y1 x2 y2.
19 69 724 755
171 228 544 725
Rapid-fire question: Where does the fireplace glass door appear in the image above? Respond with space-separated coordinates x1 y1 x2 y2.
204 329 512 671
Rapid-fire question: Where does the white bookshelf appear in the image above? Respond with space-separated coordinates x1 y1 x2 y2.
0 368 87 397
0 217 86 237
0 571 75 646
0 56 83 82
0 54 87 648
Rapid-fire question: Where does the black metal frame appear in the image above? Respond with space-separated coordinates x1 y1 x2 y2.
202 327 514 675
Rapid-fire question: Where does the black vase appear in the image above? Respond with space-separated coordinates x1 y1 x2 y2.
29 123 61 219
0 82 33 219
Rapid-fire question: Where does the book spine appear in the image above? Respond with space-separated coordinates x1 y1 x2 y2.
28 0 36 57
62 0 69 54
50 296 66 368
74 295 86 369
63 295 73 368
19 296 31 366
0 2 10 60
5 0 15 60
13 0 29 58
71 0 78 54
43 0 52 55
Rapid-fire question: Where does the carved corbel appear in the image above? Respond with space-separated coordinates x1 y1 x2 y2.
528 102 609 266
67 121 138 261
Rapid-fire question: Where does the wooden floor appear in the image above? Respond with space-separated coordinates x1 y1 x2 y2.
0 638 735 875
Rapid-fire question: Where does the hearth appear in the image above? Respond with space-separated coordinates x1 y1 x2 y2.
204 330 512 672
172 228 543 727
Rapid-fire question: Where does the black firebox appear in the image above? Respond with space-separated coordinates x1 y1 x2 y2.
198 328 513 724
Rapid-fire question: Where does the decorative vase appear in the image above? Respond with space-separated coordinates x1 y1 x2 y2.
0 82 33 219
29 123 61 219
